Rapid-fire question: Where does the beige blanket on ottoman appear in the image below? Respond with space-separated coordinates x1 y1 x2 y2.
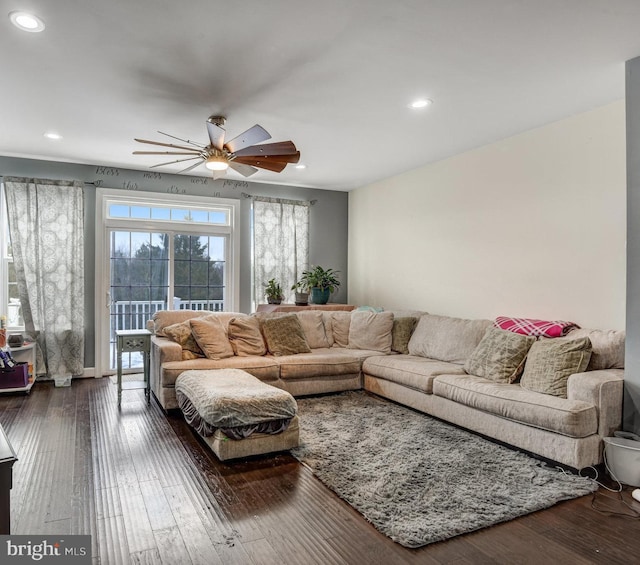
175 368 298 439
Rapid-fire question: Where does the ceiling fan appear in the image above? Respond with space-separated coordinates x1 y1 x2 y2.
133 116 300 179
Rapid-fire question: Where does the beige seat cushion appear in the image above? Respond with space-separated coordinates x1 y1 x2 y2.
363 355 465 394
433 374 597 438
161 356 280 387
275 348 361 379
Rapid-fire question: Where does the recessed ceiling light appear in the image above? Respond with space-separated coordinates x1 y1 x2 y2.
409 98 433 109
9 11 45 32
44 132 62 140
294 164 306 170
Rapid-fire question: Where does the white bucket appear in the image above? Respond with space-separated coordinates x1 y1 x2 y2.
604 436 640 487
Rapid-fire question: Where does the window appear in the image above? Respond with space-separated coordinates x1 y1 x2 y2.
95 189 239 375
0 183 24 331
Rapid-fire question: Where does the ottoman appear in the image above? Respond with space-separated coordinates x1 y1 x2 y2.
175 368 299 461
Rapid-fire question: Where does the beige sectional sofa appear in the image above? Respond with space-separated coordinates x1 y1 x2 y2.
149 308 624 470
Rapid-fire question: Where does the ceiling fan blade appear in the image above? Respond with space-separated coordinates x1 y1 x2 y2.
133 151 201 155
135 138 200 152
231 157 287 173
206 121 226 150
149 156 202 168
224 124 271 153
229 162 259 177
231 141 297 158
157 131 206 148
177 160 205 174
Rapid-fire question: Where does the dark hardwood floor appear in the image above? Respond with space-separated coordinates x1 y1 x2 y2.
0 378 639 565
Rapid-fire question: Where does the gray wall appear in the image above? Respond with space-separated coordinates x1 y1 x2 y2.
626 57 640 434
0 156 349 369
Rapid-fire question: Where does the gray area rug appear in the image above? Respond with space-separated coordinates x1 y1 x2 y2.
291 391 598 548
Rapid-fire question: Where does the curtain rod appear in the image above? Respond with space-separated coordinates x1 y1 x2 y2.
241 192 317 205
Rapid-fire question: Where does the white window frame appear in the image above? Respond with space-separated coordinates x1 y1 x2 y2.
0 182 24 332
95 188 240 377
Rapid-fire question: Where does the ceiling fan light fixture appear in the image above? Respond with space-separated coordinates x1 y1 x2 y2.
205 155 229 171
410 98 433 109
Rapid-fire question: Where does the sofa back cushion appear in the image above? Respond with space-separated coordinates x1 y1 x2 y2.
227 316 267 356
163 320 204 357
153 310 243 336
331 311 352 348
564 328 625 370
348 311 394 353
189 317 234 360
408 314 492 364
296 311 331 349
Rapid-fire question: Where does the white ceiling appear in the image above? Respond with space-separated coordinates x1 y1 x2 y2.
2 0 640 191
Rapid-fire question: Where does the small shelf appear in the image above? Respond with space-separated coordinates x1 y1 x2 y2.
1 341 37 394
0 380 34 394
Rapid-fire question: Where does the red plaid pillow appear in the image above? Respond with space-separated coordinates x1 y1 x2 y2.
494 316 579 338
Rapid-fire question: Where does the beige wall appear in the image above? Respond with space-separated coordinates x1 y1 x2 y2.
349 101 626 330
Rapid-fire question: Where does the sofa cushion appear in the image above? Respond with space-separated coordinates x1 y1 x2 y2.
391 317 419 354
565 328 625 370
363 355 466 394
153 310 241 336
228 316 267 356
520 337 592 398
348 311 394 353
464 327 536 384
331 311 351 348
161 356 280 387
261 314 311 356
163 321 204 357
296 311 331 349
433 374 598 438
189 317 234 360
408 314 492 364
275 348 362 379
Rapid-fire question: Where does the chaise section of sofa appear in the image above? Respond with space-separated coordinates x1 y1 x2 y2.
363 313 624 469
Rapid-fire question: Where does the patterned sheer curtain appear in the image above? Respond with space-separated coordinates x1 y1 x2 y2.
253 197 309 307
4 177 85 381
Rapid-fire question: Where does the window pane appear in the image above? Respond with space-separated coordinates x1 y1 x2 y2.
171 208 189 221
131 206 151 219
151 207 171 220
191 210 208 223
109 204 129 218
209 210 228 224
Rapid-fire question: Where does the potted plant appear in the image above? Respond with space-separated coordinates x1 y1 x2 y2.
264 278 284 304
291 280 310 306
299 266 341 305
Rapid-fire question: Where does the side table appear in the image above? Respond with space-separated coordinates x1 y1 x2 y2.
116 329 151 408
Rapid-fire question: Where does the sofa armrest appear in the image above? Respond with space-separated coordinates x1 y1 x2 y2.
150 335 182 390
567 369 624 437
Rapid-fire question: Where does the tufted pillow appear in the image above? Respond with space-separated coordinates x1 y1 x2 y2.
464 327 536 383
189 317 234 360
520 337 592 398
261 314 311 356
227 316 267 356
163 321 204 357
391 317 418 354
348 311 394 353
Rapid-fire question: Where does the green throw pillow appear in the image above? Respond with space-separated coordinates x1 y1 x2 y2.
391 317 418 354
261 314 311 356
464 327 536 383
520 337 592 398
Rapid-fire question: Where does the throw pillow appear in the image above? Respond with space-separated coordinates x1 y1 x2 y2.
563 327 625 371
520 337 592 398
163 321 204 357
494 316 580 338
189 317 234 360
227 316 267 356
261 314 311 356
348 311 394 354
391 317 418 354
296 311 331 349
331 311 352 348
464 327 536 384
